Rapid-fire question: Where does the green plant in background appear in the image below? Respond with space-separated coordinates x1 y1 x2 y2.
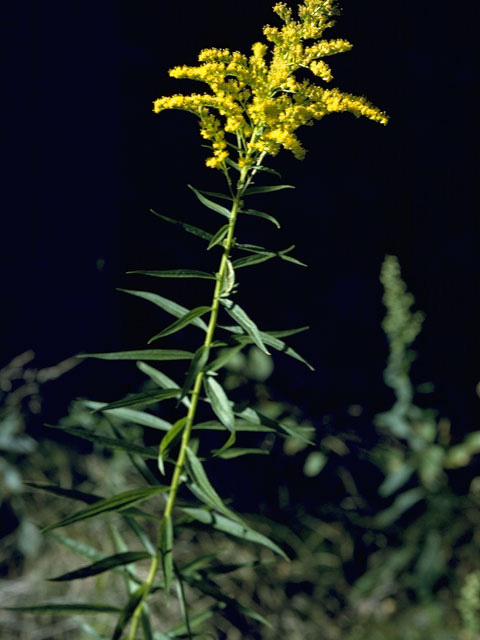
6 1 387 638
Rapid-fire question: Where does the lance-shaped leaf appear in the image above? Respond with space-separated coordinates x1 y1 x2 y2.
244 184 294 195
91 389 179 412
215 448 269 459
159 515 173 596
137 362 190 409
45 424 158 459
188 184 231 218
127 269 215 280
118 288 208 331
231 253 275 269
83 400 172 431
249 164 282 177
206 344 245 373
112 583 149 640
42 485 168 532
207 224 229 250
48 551 152 582
234 407 314 445
3 603 121 615
150 209 212 242
186 447 242 524
195 188 233 202
180 345 210 404
212 431 236 458
181 507 288 560
79 349 194 361
26 482 102 504
232 330 313 370
220 298 269 355
48 532 106 563
148 306 211 343
192 419 275 433
203 375 235 432
240 208 281 229
158 418 187 475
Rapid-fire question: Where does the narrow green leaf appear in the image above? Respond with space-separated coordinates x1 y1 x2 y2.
150 209 212 241
196 188 233 202
280 252 308 267
117 288 208 331
216 448 269 459
158 418 187 475
79 350 194 362
185 447 242 523
220 298 270 355
26 482 102 504
180 345 210 404
234 241 272 255
124 515 156 556
234 407 314 444
91 389 179 412
249 164 282 177
127 269 215 280
159 515 173 596
188 184 231 218
203 375 235 432
244 184 294 195
112 583 148 640
137 362 190 409
212 431 236 458
232 253 275 269
48 532 106 563
241 208 281 229
181 508 288 559
48 551 152 582
192 419 275 433
207 224 229 250
148 306 211 343
265 326 310 339
73 620 109 639
43 486 168 532
207 344 244 373
3 604 121 615
225 157 242 172
84 400 172 431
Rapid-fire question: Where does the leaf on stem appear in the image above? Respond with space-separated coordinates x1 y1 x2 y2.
48 551 152 582
87 389 179 413
207 224 229 250
42 486 169 532
137 362 191 410
79 350 194 361
112 583 149 640
180 345 210 404
195 188 233 202
117 289 208 331
185 447 242 524
181 507 288 560
127 269 215 280
240 208 281 229
206 344 245 373
159 515 174 596
220 298 269 355
83 400 172 431
188 184 231 218
244 184 294 195
203 375 235 432
158 417 187 475
148 306 211 343
150 209 213 242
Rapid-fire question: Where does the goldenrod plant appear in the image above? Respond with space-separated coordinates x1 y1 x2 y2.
8 1 387 637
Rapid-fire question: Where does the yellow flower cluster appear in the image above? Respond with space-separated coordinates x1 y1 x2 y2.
153 0 388 169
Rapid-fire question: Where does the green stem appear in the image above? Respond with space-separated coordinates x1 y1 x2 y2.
127 166 248 640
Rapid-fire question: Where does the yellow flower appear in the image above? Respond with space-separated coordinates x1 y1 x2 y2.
153 0 388 169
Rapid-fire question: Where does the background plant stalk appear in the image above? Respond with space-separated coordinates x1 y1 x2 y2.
127 165 251 639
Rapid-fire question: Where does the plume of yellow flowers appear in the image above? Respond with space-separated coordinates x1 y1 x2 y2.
153 0 388 169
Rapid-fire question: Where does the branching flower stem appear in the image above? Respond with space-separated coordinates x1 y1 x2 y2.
127 164 256 639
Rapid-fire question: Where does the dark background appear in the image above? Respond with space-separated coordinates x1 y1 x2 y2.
2 1 478 437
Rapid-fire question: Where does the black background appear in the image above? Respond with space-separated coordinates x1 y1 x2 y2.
2 1 478 437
